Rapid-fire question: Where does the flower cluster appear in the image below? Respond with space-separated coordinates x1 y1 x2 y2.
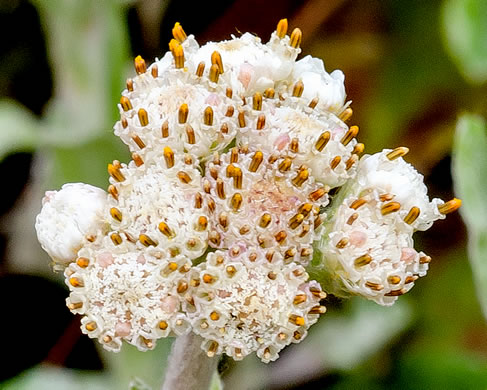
35 19 460 362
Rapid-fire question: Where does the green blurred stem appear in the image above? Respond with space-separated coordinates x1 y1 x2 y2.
161 333 218 390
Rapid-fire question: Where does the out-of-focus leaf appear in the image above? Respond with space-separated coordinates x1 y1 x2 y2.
397 349 487 390
442 0 487 84
452 113 487 318
99 339 173 390
1 366 110 390
209 371 224 390
32 0 129 144
0 100 39 160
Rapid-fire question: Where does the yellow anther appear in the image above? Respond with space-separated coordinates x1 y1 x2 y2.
163 146 175 168
255 113 266 130
278 157 292 172
315 131 331 151
381 201 401 216
216 178 225 199
195 61 205 77
309 286 326 299
289 314 305 326
209 64 220 83
336 237 349 249
341 125 359 146
253 92 262 110
85 321 97 332
259 213 271 228
264 87 275 99
365 281 384 291
209 230 221 246
210 311 220 321
211 51 224 74
108 184 118 200
126 78 134 92
292 80 304 97
267 271 277 280
139 234 157 247
353 143 365 155
76 257 89 268
404 206 421 224
420 255 432 264
386 146 409 161
132 152 144 167
298 203 313 217
292 168 309 187
438 198 462 214
385 288 407 297
158 221 174 238
231 193 243 211
276 18 288 38
350 198 366 210
132 135 146 149
138 108 149 126
339 107 353 122
293 294 307 305
120 96 132 111
249 151 264 172
284 247 297 259
290 137 299 153
289 28 302 48
233 167 243 189
289 213 304 229
405 275 418 284
121 118 128 129
230 147 239 163
134 55 146 74
225 105 235 117
309 305 327 315
161 120 169 138
196 216 208 231
204 106 214 126
177 280 188 294
301 247 312 257
354 254 372 267
275 230 287 244
345 154 358 170
169 39 179 54
173 44 185 69
68 302 83 310
308 97 319 109
69 277 83 287
110 232 122 245
185 125 196 144
225 87 233 98
172 22 187 42
218 212 228 229
110 207 122 222
151 64 158 78
388 275 401 284
238 109 246 128
309 188 326 201
202 273 215 284
194 193 203 209
207 341 218 357
159 321 169 330
177 171 192 184
178 103 189 124
347 212 359 225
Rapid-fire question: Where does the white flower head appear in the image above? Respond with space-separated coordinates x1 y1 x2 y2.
65 243 192 352
202 148 329 265
316 148 454 305
182 250 326 362
106 154 208 260
35 183 107 270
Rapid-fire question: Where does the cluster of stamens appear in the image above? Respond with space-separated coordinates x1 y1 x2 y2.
35 19 461 362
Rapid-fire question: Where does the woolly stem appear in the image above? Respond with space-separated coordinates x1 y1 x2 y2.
161 333 219 390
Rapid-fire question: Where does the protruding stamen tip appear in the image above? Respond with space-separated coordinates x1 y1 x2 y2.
404 206 420 224
290 28 302 48
134 55 146 75
341 125 359 146
163 146 175 168
178 103 189 124
211 51 224 74
339 107 353 122
386 146 409 161
139 234 157 247
381 201 401 216
209 64 220 83
438 198 461 214
276 18 288 38
172 22 187 43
